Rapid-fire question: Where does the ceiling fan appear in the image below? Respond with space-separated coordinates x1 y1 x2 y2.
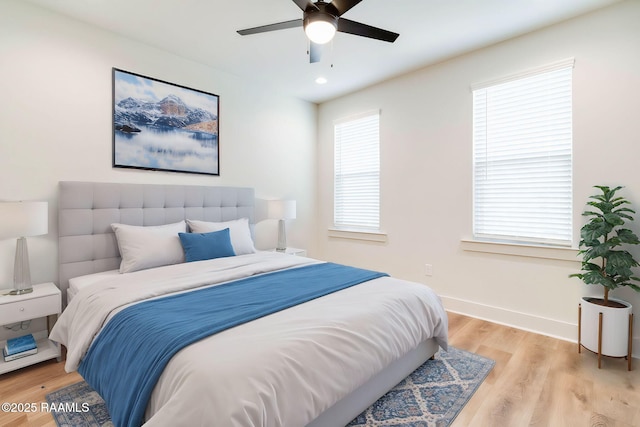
237 0 399 63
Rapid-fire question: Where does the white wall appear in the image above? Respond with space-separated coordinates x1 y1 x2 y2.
0 0 317 290
3 0 639 358
317 0 640 355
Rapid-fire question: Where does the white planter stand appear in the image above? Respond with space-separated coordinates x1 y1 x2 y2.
578 296 633 371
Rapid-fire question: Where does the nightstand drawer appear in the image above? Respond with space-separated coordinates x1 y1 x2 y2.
0 293 61 325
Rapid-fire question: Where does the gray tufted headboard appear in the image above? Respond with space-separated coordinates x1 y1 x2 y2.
58 181 255 303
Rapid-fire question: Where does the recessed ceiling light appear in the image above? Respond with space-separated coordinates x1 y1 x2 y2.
315 77 328 85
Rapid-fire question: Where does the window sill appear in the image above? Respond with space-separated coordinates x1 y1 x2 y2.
460 239 580 262
328 228 388 243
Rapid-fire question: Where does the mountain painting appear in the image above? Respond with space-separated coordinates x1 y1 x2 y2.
112 68 219 175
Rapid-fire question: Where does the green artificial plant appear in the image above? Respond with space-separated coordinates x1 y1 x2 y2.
571 185 640 306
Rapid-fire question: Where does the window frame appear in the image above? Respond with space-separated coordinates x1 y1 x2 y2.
333 110 382 234
471 58 575 248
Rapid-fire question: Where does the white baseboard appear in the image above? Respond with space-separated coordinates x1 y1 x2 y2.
441 295 639 359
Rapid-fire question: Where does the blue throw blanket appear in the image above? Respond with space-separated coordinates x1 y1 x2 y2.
78 262 388 427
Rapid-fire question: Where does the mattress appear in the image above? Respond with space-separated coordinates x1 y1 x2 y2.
51 252 448 426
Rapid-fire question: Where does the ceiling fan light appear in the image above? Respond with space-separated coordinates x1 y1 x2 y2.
304 18 337 44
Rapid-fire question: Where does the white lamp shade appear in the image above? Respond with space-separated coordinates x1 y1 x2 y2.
305 20 336 44
268 200 296 220
0 201 48 239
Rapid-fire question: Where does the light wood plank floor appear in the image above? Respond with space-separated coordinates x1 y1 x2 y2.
0 312 638 426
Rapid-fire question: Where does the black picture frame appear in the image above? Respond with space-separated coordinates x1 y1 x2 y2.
112 68 220 176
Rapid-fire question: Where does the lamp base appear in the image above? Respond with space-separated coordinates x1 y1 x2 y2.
13 236 33 296
9 287 33 295
276 219 287 252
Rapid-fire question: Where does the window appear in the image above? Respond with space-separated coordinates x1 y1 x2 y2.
472 59 574 246
334 111 380 231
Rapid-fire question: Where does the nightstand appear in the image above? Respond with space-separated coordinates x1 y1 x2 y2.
0 282 62 374
270 247 307 257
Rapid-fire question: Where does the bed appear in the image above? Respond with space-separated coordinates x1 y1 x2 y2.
51 181 448 427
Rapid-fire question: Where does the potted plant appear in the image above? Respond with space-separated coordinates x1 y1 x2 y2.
571 185 639 368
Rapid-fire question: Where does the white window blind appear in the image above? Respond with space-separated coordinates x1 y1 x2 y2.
472 59 573 246
334 111 380 231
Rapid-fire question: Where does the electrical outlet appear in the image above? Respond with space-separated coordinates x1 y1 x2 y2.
425 264 433 276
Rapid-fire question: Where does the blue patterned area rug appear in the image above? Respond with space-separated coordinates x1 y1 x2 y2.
347 347 494 426
45 381 113 427
46 347 492 427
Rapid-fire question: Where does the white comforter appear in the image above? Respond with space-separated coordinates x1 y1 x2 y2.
51 252 448 427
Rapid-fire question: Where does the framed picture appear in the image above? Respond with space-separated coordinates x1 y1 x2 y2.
112 68 219 175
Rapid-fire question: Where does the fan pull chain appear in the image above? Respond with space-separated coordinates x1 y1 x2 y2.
330 39 334 68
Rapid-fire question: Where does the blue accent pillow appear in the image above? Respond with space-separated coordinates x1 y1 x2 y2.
178 228 236 262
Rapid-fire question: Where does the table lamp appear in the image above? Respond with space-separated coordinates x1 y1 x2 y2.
267 200 296 252
0 201 48 295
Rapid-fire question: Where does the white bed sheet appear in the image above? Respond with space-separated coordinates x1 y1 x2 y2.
67 269 120 302
51 253 448 427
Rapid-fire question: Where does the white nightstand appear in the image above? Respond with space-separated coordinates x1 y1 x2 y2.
270 247 307 257
0 282 62 374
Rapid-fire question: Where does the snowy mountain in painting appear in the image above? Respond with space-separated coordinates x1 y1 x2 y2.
114 95 217 134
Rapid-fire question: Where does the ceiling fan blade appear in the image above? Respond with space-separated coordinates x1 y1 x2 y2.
337 18 399 42
330 0 363 16
309 42 323 63
237 19 303 36
292 0 319 12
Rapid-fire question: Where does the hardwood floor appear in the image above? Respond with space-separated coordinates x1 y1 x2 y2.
447 312 640 427
0 357 81 427
0 312 638 426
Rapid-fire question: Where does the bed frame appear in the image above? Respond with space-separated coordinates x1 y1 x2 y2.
57 181 438 427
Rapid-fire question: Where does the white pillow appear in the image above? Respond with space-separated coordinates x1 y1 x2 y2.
187 218 256 255
111 221 187 273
